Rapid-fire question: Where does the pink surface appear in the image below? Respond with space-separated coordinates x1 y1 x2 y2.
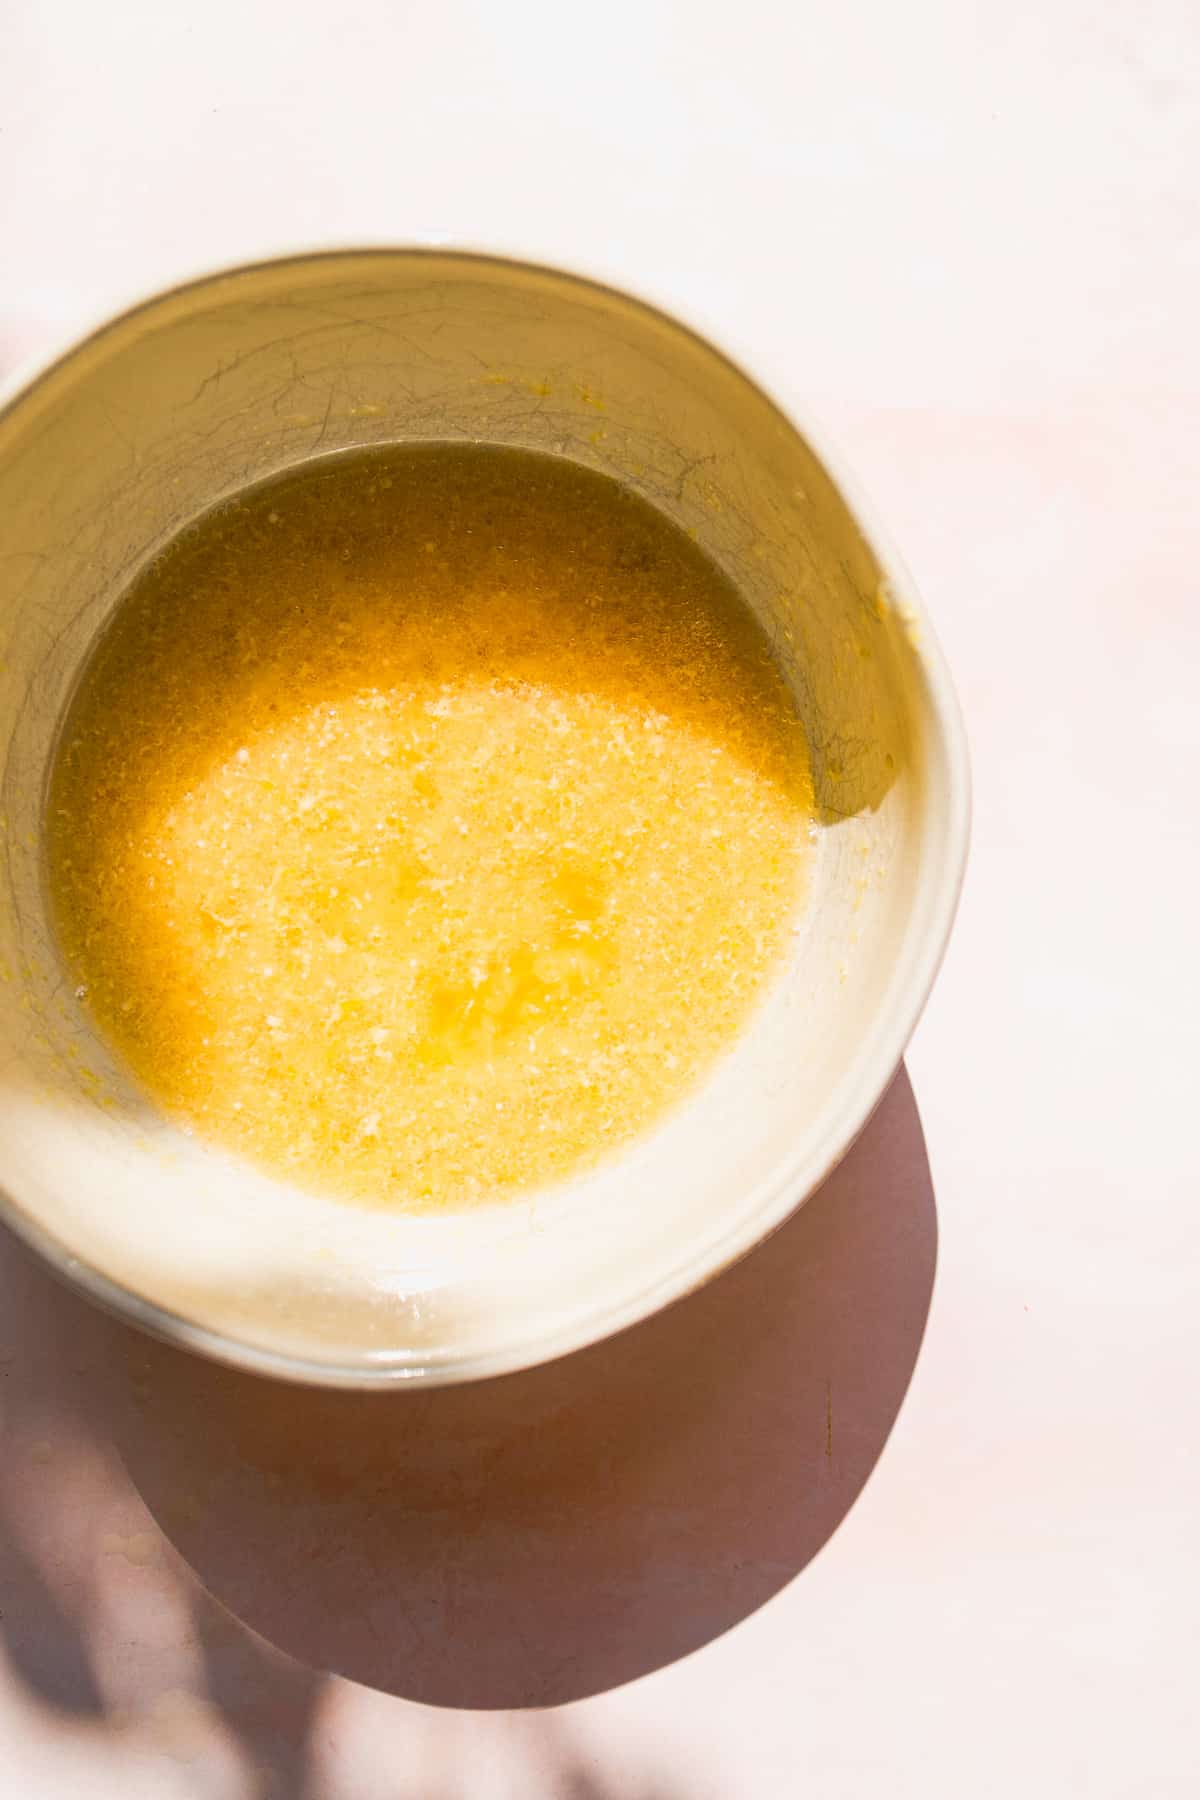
1 2 1198 1793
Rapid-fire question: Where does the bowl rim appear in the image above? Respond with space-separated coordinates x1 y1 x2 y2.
0 242 971 1388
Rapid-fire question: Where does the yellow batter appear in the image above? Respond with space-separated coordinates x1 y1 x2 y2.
49 445 812 1210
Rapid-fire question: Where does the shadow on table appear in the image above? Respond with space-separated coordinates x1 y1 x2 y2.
1 1064 935 1716
0 1265 325 1791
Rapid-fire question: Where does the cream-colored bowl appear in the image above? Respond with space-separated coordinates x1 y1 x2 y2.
0 250 967 1386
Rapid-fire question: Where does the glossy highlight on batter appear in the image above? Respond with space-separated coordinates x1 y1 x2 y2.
48 444 813 1210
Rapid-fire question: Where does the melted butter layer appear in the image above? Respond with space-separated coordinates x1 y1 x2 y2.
49 444 813 1210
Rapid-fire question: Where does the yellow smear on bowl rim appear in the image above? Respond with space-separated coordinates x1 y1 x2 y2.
48 443 813 1211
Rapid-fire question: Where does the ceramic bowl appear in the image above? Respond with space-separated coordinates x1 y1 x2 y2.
0 249 968 1385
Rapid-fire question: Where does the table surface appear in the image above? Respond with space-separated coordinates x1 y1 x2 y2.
1 3 1197 1794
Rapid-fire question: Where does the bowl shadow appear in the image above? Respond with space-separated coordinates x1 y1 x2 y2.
11 1063 935 1711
